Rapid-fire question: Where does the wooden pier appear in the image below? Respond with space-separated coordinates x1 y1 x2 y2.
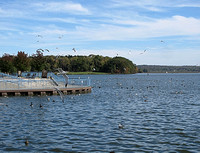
0 72 92 97
0 86 92 97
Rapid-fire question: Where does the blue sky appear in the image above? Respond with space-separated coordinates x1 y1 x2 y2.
0 0 200 65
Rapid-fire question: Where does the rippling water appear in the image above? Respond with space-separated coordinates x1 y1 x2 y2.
0 73 200 152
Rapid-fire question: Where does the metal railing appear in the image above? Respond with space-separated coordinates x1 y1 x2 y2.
0 73 91 90
68 77 91 87
0 78 54 90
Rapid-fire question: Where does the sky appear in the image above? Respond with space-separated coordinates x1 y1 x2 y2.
0 0 200 66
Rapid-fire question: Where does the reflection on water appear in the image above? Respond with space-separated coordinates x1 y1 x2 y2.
0 73 200 152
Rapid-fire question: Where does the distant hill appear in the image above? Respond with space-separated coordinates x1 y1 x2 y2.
137 65 200 73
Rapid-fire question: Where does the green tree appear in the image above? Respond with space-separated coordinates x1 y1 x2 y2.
0 54 16 73
92 55 104 71
104 56 137 74
44 55 59 71
14 51 30 72
58 56 70 71
30 50 45 72
70 56 90 72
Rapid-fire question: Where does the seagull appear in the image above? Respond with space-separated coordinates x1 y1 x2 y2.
47 97 50 101
72 48 76 52
118 123 124 129
30 102 33 107
0 103 8 107
56 68 69 87
140 49 147 54
58 35 63 39
37 35 43 38
37 48 44 52
24 140 29 146
54 87 64 102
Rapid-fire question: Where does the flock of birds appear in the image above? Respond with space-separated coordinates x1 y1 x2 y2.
28 88 64 110
23 88 124 147
35 34 165 57
23 88 65 146
127 40 165 56
29 97 56 109
35 34 77 54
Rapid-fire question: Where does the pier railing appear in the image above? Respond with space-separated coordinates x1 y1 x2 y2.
0 76 91 90
68 77 91 87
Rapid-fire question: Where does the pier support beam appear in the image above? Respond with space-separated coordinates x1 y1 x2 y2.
63 91 67 94
72 90 76 94
53 91 57 95
28 92 33 96
15 92 21 96
41 92 46 96
2 93 7 97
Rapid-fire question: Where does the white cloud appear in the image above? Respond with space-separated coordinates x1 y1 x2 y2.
110 0 168 11
0 8 25 18
149 16 200 36
68 16 200 41
131 49 200 65
110 0 200 12
33 2 90 14
26 15 200 43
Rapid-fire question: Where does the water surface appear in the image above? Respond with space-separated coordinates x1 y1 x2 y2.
0 73 200 152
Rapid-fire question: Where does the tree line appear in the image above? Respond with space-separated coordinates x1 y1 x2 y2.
137 65 200 73
0 51 138 74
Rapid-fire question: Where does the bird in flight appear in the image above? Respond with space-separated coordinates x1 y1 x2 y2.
72 48 76 52
140 49 147 54
36 48 50 52
58 35 64 39
45 49 50 52
36 35 43 38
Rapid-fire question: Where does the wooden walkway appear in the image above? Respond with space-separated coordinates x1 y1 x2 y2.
0 86 92 96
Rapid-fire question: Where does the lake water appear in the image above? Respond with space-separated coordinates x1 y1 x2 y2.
0 73 200 153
